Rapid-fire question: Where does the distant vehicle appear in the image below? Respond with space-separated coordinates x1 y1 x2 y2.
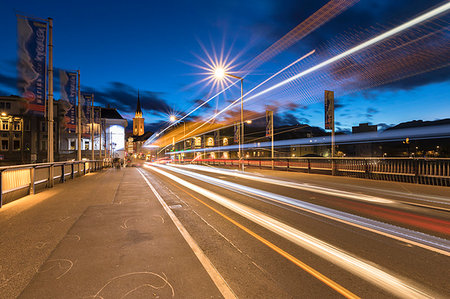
154 157 172 164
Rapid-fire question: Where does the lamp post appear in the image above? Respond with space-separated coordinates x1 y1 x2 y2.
213 68 244 171
170 115 185 161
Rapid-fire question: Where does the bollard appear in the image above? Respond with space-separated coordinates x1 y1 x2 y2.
84 162 86 175
71 163 74 179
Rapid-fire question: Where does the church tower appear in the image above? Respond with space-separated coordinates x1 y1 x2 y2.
133 91 145 136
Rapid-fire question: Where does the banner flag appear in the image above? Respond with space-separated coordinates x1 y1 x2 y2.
17 16 47 114
266 110 273 137
234 122 240 143
59 70 77 132
325 90 334 130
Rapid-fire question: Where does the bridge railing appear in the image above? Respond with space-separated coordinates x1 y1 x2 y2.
175 157 450 186
0 160 109 207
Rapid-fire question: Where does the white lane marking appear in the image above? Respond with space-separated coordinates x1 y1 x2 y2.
137 168 236 299
146 165 435 298
158 164 450 256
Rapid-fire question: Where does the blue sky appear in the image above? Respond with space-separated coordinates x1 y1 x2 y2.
0 0 449 133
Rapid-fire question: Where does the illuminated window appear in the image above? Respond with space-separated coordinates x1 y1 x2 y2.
194 137 201 147
1 121 9 131
13 121 21 131
1 139 8 151
223 138 228 146
206 137 214 146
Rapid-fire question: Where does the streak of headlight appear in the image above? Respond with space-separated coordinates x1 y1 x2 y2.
192 2 450 135
171 163 393 204
176 164 450 207
158 164 450 256
146 164 435 298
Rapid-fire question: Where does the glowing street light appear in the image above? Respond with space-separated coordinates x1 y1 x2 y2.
169 115 186 159
213 67 245 171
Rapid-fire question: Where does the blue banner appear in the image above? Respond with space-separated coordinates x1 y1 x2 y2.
60 70 77 132
17 17 47 114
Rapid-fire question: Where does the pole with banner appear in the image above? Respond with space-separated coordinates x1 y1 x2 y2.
91 95 95 160
77 70 81 161
47 18 54 169
234 122 240 160
325 90 335 174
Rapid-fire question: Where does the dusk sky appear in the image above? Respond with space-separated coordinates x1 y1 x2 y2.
0 0 449 133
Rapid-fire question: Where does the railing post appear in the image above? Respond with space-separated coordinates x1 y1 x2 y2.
287 159 289 171
331 158 336 176
71 163 74 179
414 159 418 184
308 159 311 173
84 162 86 175
48 164 54 188
0 170 3 208
60 164 65 183
30 167 35 195
364 159 369 178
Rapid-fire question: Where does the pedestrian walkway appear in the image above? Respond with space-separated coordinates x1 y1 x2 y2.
0 167 223 299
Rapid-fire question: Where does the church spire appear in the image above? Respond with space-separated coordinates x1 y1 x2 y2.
135 90 142 117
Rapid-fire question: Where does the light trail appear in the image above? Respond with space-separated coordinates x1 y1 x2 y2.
183 2 450 139
178 164 450 209
145 164 435 298
169 123 450 155
156 163 450 256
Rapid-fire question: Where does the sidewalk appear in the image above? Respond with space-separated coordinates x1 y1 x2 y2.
0 167 222 299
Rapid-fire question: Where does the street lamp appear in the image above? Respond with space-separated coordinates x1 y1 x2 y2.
213 68 245 171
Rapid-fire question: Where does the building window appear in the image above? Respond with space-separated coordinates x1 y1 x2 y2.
1 139 8 151
0 102 4 109
206 137 214 146
1 120 9 131
5 103 11 109
69 139 76 150
13 140 20 151
223 138 228 146
13 121 21 131
40 140 47 151
24 119 30 131
194 137 201 147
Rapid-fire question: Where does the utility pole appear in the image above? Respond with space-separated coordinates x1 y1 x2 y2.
99 107 102 160
91 94 94 160
77 70 81 161
47 17 54 186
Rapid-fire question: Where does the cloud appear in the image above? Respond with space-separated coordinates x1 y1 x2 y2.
0 72 17 91
192 98 212 109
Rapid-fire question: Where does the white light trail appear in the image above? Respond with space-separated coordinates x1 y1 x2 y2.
172 164 393 204
145 164 435 298
196 2 450 131
157 164 450 256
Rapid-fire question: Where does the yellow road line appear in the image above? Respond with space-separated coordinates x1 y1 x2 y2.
165 178 360 299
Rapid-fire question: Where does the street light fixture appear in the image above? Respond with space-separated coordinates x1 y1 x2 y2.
213 68 245 171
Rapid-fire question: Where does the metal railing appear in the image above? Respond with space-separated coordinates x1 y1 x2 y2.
0 160 109 207
175 157 450 187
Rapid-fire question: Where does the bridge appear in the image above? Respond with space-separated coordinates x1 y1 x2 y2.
1 161 449 298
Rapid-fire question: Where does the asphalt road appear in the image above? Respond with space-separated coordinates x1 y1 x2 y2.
140 163 450 298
